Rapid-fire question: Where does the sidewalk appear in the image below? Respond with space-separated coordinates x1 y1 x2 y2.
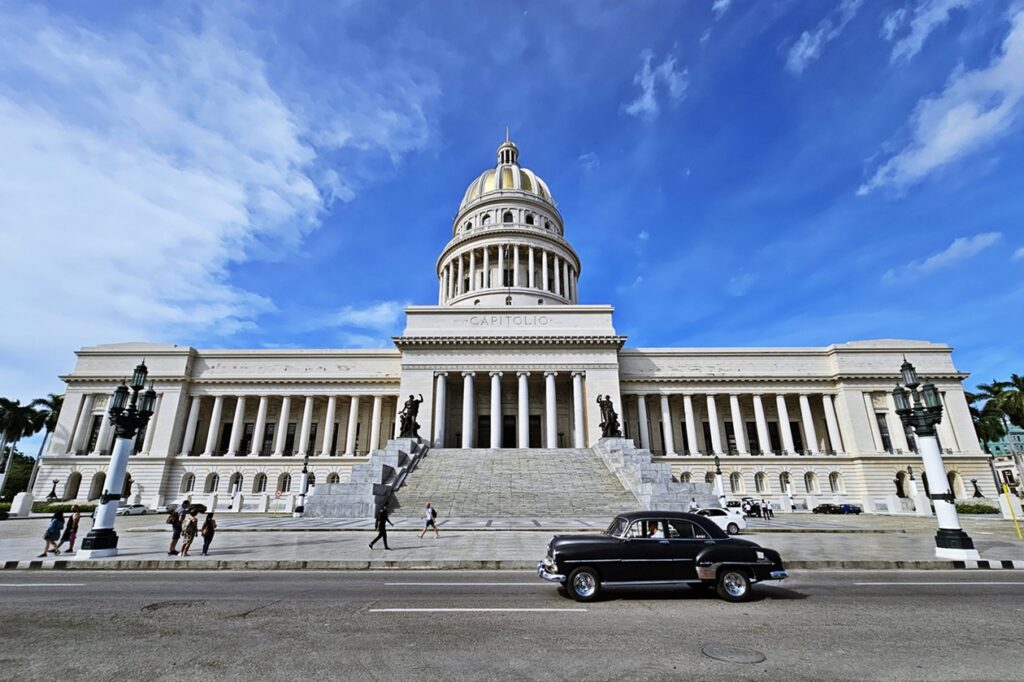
4 513 1023 570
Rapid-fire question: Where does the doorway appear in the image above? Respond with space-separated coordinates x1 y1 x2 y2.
529 415 541 448
502 416 516 448
477 416 490 448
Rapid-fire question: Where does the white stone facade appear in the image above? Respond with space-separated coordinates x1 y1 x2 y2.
33 139 991 513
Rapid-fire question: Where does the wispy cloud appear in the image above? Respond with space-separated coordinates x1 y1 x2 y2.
712 0 732 20
726 273 756 297
578 151 600 171
882 0 978 63
859 9 1024 195
785 0 864 75
1014 246 1024 260
317 301 409 334
623 49 688 121
882 232 1002 282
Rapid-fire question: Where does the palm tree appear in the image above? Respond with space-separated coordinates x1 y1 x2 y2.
966 391 1007 453
993 374 1024 428
25 393 64 492
0 399 45 499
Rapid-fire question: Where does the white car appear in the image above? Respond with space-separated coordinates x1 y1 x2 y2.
115 504 148 516
696 507 747 535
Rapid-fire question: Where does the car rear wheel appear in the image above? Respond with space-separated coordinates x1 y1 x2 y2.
567 567 601 602
726 522 740 535
716 568 751 602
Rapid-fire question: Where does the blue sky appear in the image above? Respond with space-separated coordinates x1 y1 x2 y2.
2 0 1023 421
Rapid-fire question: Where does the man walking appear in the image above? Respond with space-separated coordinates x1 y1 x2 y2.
764 499 774 519
418 500 440 539
369 504 393 550
166 503 184 556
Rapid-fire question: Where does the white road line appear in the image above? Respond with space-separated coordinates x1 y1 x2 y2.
384 582 546 586
854 582 1024 586
0 583 86 587
370 608 586 613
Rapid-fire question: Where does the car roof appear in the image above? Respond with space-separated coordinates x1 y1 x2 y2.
615 511 710 522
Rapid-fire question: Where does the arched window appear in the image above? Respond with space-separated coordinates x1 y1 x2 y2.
829 472 844 493
779 472 791 493
88 472 106 501
803 472 818 494
465 222 472 232
729 472 743 493
253 473 267 494
308 473 316 487
205 473 220 494
327 473 340 485
678 471 691 483
121 472 133 499
705 472 715 484
544 221 551 231
947 471 964 498
525 214 534 225
65 472 82 499
895 470 908 497
229 472 244 494
481 214 491 225
502 211 513 223
754 472 767 494
278 473 292 493
179 473 195 494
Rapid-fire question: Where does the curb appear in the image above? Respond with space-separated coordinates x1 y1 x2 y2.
4 559 1024 571
124 527 906 535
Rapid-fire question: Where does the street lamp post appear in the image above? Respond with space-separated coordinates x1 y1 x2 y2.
78 362 156 558
713 455 725 507
893 359 979 560
295 453 310 518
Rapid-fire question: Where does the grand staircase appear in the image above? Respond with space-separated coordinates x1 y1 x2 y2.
392 448 639 518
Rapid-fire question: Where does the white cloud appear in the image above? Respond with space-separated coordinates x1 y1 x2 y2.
0 6 436 400
578 152 600 171
637 231 650 240
712 0 732 20
883 0 978 63
883 232 1002 282
623 50 689 121
317 301 408 334
700 28 713 46
1014 246 1024 260
726 273 756 297
785 0 864 75
859 10 1024 195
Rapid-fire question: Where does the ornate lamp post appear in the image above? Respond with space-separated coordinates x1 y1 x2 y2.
78 362 156 558
295 453 310 518
893 359 979 560
906 465 919 497
713 455 725 507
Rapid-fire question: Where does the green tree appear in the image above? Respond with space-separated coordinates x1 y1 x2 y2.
992 374 1024 428
0 399 45 500
26 393 64 492
0 446 33 499
966 391 1007 453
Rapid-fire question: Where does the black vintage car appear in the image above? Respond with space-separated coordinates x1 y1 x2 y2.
537 511 788 602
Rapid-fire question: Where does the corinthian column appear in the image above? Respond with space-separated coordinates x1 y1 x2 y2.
517 372 530 447
434 373 447 447
572 372 585 448
462 372 475 448
544 372 557 448
636 394 651 450
489 372 502 448
226 396 247 456
203 396 224 456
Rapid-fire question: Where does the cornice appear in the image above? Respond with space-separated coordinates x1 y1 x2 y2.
393 335 627 349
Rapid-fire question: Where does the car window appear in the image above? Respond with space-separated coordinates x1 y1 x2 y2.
605 517 628 537
625 520 664 539
667 520 709 540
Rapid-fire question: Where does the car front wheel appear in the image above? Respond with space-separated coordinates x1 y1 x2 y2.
726 522 740 535
567 567 601 602
716 568 751 602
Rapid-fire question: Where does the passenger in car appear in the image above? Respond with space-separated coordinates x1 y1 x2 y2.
648 521 663 539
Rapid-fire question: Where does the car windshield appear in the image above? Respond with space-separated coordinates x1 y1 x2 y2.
605 516 628 537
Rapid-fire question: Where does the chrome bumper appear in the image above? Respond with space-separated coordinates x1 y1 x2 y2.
537 560 565 583
769 569 789 580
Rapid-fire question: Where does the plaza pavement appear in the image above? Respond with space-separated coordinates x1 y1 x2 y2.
2 512 1023 570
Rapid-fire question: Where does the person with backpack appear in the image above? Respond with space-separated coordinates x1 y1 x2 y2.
369 504 393 550
166 504 183 556
180 509 199 557
418 500 440 539
200 513 217 556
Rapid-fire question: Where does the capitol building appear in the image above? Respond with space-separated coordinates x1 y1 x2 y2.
33 137 991 515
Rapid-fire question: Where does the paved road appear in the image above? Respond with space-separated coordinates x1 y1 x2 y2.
0 570 1020 681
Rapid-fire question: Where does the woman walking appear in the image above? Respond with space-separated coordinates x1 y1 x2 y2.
55 506 81 553
200 513 217 556
180 509 199 556
39 511 65 557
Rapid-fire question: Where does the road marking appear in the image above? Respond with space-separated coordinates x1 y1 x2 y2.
370 608 586 613
854 582 1024 586
384 582 546 586
0 583 85 587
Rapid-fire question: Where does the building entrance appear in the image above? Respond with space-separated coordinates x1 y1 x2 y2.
502 416 516 448
476 416 489 448
529 415 541 449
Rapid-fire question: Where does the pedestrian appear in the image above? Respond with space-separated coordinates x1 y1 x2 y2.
369 504 393 550
764 500 774 519
166 504 183 555
55 505 81 553
688 498 700 513
418 500 440 539
180 508 199 556
200 513 217 556
39 511 65 557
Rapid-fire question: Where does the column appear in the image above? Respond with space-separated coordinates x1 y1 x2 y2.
753 394 771 455
320 396 336 456
203 395 225 456
822 394 843 454
462 372 475 448
370 395 383 452
227 396 247 456
528 247 535 288
90 401 113 456
683 395 698 455
636 394 651 450
553 255 562 296
447 262 455 300
517 372 530 448
297 395 314 457
729 395 748 455
457 255 465 295
706 394 723 455
489 372 502 448
572 372 585 448
885 393 911 452
863 392 884 452
433 373 448 447
937 392 960 452
179 396 202 456
562 262 570 299
345 395 360 455
541 250 549 291
775 394 796 454
544 372 557 448
483 246 490 288
660 394 676 456
513 245 520 286
798 394 819 454
140 393 162 454
497 244 505 287
71 394 96 454
273 396 291 456
469 249 477 291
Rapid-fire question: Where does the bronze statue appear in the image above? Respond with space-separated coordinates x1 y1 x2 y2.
399 394 424 438
596 394 622 438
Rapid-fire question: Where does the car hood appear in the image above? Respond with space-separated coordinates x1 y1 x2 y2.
549 533 613 548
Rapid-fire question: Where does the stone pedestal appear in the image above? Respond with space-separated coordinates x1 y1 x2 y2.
10 492 33 517
778 496 793 513
590 438 717 511
304 438 424 518
885 495 904 515
999 494 1023 520
912 493 933 516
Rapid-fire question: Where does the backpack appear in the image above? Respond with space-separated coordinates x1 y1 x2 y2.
430 507 437 519
165 512 176 525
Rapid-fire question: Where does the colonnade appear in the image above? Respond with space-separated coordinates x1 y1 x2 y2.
66 391 166 457
433 371 587 449
438 243 578 303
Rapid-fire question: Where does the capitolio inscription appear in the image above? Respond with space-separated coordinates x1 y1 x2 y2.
469 314 550 327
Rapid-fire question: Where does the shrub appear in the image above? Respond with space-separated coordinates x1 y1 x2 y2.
956 502 999 514
0 502 11 512
31 503 97 514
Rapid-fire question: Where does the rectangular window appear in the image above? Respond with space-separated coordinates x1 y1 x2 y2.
284 422 297 455
86 416 103 452
746 422 760 454
724 422 737 454
330 422 340 455
503 269 512 287
261 423 275 455
309 422 319 453
678 421 688 453
876 414 893 453
790 422 804 453
217 424 232 455
133 425 146 454
240 422 255 455
767 422 782 453
701 422 712 453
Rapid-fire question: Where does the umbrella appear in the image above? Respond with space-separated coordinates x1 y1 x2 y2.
187 503 207 515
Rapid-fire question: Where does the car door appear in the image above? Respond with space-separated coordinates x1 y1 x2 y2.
666 519 713 580
615 519 676 582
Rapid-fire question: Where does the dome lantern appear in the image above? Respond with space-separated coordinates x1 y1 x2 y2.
497 127 519 165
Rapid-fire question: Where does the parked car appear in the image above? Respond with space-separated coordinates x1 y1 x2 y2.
696 507 747 535
812 503 841 514
838 504 863 515
115 504 148 516
537 511 788 602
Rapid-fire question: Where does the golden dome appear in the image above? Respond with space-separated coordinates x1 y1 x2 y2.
458 138 555 213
